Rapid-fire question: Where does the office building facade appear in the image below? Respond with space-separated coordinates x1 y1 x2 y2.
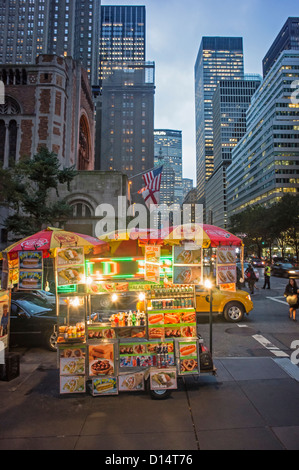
154 129 183 205
99 62 155 201
194 37 244 204
263 17 299 78
227 50 299 218
205 78 261 227
99 5 146 86
183 178 194 199
0 0 101 86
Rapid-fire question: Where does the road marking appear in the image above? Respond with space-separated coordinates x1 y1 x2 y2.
267 296 288 306
252 334 289 358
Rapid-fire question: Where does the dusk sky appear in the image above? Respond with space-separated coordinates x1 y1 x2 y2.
103 0 299 183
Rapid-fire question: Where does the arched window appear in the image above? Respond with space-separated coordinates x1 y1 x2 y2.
8 120 17 166
78 115 91 170
0 96 21 115
71 201 93 218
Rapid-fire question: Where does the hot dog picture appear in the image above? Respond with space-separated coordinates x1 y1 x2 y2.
148 314 164 325
218 251 227 264
149 327 164 339
181 312 196 323
179 343 197 357
164 312 180 324
226 270 236 283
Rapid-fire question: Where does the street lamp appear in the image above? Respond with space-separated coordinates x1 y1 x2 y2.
204 279 213 356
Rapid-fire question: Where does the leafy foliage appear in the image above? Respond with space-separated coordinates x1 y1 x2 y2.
0 147 77 239
229 195 299 259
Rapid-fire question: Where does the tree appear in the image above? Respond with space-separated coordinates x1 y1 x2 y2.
274 194 299 260
0 147 77 239
229 194 299 260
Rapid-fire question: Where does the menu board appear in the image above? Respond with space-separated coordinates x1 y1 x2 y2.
216 247 236 291
59 346 86 376
57 246 85 286
91 377 118 396
119 372 145 392
148 310 196 340
178 340 199 376
57 247 84 266
59 345 86 395
119 341 175 368
18 251 43 290
150 368 177 391
1 253 19 289
60 376 86 394
145 245 160 283
19 251 43 270
88 343 115 377
173 245 202 285
0 290 9 350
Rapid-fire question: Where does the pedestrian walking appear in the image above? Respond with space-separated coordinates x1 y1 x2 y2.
245 264 257 295
262 262 271 290
284 278 299 321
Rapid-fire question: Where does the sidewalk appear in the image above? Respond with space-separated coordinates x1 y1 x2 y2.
0 355 299 450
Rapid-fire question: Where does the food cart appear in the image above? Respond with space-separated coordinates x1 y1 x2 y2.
1 224 243 397
57 225 238 399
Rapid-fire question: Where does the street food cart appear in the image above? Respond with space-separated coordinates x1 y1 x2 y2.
1 225 243 397
57 224 244 399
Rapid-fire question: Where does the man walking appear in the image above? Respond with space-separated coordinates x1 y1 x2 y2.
262 262 271 289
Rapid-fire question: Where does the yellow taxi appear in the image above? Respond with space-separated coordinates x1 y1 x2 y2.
195 286 253 323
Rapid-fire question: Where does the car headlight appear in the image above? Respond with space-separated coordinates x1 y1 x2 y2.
289 271 296 274
246 295 252 301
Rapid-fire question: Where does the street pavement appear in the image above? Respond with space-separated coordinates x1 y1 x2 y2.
0 348 299 451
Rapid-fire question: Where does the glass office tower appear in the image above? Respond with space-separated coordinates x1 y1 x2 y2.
99 5 146 85
205 78 261 228
194 37 244 204
263 17 299 78
154 129 183 205
227 50 299 217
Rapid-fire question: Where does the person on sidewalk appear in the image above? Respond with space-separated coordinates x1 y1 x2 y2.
262 262 271 290
245 264 257 295
284 278 299 321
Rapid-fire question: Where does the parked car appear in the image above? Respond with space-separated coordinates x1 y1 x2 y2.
12 290 66 307
271 263 299 278
9 299 60 351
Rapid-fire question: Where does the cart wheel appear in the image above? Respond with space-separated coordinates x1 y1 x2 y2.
145 378 171 400
149 388 171 400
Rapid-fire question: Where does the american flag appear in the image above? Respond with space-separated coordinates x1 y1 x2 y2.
138 166 163 209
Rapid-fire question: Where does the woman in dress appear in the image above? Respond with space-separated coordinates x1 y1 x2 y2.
284 278 299 321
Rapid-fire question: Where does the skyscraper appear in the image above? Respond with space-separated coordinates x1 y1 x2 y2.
0 0 101 86
227 50 299 217
263 17 299 78
154 129 183 205
205 78 261 228
194 37 244 204
99 62 155 201
99 5 146 85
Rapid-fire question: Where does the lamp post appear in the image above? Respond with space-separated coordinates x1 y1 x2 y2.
204 279 213 356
